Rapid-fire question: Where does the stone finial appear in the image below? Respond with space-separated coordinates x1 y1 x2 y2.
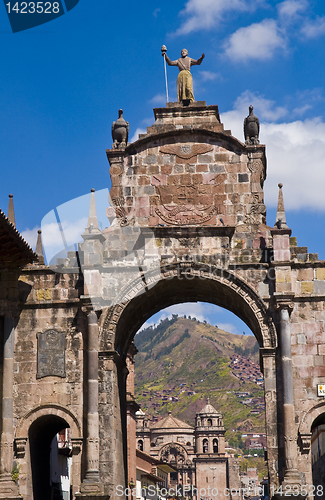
86 188 100 234
274 183 289 229
111 109 129 149
8 194 16 228
244 105 260 145
35 230 45 264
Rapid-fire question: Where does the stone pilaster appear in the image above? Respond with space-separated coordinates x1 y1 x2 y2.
0 317 19 498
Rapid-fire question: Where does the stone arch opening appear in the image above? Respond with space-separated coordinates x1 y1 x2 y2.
299 403 325 495
15 405 81 500
102 264 277 492
29 414 70 500
102 263 276 356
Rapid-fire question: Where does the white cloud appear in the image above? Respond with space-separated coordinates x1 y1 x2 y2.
174 0 254 35
221 92 325 210
217 323 240 335
22 218 88 265
225 91 287 121
277 0 308 19
130 128 147 143
21 226 40 251
199 71 221 82
149 94 167 106
223 19 286 61
292 104 312 116
153 8 161 17
301 16 325 38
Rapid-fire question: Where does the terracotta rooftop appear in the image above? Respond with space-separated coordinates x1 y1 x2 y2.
151 412 193 430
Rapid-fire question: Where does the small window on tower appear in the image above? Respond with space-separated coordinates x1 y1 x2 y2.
203 439 208 453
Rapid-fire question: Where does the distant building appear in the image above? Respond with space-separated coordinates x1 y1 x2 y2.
241 433 267 450
135 400 240 499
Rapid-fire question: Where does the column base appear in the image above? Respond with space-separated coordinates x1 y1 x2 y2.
77 475 105 497
274 495 306 500
273 471 307 500
0 473 19 498
76 496 109 500
84 470 101 483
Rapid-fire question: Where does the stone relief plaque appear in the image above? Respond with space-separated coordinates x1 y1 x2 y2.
37 329 66 378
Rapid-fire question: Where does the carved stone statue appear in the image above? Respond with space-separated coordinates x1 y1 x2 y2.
244 105 260 145
163 48 205 103
112 109 129 149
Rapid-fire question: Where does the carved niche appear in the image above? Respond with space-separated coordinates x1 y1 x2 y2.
37 329 66 379
159 442 187 464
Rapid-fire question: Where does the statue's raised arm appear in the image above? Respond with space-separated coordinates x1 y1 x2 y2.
162 47 205 103
190 53 205 66
164 54 179 67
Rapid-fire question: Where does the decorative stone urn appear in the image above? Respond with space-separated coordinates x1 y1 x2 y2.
111 109 129 149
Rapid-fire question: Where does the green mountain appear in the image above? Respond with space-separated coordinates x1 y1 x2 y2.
134 315 266 438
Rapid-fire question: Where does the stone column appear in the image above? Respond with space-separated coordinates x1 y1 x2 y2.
260 348 279 491
85 311 100 480
79 311 104 497
0 316 19 498
276 301 302 490
97 350 127 498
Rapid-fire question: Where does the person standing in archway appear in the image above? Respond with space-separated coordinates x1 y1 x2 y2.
164 48 205 102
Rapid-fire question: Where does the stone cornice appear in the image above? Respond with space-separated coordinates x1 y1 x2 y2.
126 128 266 155
273 294 295 313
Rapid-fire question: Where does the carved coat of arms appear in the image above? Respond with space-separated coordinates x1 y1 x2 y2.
154 143 224 226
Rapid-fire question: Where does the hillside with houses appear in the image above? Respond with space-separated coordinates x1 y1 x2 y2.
134 316 266 438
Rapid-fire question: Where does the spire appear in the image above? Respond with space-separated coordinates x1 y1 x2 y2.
274 183 289 229
7 194 16 227
35 230 45 264
86 188 100 233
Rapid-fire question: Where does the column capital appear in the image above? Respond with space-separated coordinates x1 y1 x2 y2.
14 437 27 458
298 432 311 454
273 294 295 313
99 350 126 371
260 347 277 358
71 437 84 455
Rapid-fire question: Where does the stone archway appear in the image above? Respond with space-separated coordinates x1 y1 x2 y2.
298 402 325 490
14 404 82 500
100 262 279 490
101 262 277 354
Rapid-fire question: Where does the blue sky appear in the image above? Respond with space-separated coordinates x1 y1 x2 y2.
1 0 325 334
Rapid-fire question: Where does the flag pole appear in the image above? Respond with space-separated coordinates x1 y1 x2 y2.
161 45 169 103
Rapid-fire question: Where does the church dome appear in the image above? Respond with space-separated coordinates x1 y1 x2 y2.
151 412 193 430
198 398 220 415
